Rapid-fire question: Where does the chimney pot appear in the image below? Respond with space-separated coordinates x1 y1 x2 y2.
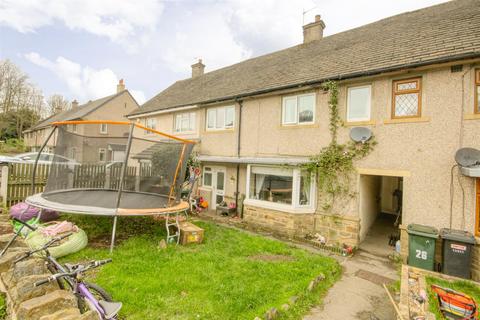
117 79 126 93
191 59 205 78
71 99 79 109
303 15 326 43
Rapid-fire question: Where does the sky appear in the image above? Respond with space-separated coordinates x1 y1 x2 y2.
0 0 450 105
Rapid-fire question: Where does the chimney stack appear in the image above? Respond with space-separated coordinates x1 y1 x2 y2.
191 59 205 78
117 79 126 93
303 14 325 43
71 99 79 109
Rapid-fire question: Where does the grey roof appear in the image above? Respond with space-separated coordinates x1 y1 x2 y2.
31 91 125 130
129 0 480 117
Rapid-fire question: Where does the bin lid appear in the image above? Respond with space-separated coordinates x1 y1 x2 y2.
440 228 476 244
407 224 439 238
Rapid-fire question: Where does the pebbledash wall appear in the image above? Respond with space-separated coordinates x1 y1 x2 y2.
133 63 480 280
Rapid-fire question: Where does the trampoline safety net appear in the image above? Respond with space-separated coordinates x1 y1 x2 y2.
40 122 194 214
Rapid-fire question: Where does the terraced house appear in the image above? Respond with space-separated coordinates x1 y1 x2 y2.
24 80 139 162
128 1 480 279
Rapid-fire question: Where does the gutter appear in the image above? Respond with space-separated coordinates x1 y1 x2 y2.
128 104 199 119
128 51 480 117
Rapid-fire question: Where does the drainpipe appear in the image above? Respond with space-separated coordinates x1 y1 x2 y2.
235 100 243 217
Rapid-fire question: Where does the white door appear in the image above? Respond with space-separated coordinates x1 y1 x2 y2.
212 167 226 209
202 166 226 209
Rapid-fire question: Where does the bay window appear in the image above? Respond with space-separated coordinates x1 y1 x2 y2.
246 165 315 211
282 93 315 125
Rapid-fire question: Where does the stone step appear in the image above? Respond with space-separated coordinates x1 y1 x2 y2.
16 289 78 320
39 308 81 320
10 274 60 306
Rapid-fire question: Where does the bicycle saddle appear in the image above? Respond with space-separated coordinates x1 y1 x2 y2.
99 300 123 319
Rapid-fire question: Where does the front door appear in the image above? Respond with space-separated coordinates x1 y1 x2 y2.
212 167 226 209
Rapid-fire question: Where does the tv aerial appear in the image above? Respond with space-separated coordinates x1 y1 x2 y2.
350 127 372 144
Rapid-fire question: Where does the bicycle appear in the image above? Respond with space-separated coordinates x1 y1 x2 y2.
13 228 122 320
34 259 122 320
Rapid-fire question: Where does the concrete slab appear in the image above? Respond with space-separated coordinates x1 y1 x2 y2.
303 251 399 320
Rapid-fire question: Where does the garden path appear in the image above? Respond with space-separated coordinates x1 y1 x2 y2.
303 250 398 320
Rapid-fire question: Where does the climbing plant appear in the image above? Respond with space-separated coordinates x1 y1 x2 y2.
301 81 376 211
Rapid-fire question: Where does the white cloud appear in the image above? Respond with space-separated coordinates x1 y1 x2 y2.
25 52 145 103
0 0 163 51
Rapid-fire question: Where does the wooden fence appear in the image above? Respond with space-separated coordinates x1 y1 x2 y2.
0 162 160 207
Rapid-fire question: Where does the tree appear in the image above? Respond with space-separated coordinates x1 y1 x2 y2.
0 59 47 140
47 94 70 116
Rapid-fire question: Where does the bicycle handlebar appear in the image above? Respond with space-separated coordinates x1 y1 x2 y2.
33 259 112 288
14 232 73 264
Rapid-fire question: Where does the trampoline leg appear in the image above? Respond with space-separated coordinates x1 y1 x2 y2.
165 213 180 245
110 216 118 254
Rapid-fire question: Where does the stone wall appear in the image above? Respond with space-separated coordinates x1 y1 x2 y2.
0 215 96 320
243 205 360 247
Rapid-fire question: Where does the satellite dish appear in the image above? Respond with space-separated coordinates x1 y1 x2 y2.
455 147 480 167
350 127 372 143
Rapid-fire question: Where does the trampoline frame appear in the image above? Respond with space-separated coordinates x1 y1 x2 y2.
25 120 196 253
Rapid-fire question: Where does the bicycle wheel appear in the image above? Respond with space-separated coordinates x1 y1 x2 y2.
77 282 114 317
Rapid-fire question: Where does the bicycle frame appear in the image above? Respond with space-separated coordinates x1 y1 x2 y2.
76 282 106 319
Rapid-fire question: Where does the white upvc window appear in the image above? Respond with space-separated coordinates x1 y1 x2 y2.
174 112 196 133
145 118 157 134
203 167 212 186
100 123 108 134
347 85 371 122
72 124 77 133
206 106 235 130
245 165 315 212
282 93 315 125
99 148 106 162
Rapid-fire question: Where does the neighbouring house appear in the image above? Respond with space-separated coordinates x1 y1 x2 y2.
128 1 480 279
23 80 139 162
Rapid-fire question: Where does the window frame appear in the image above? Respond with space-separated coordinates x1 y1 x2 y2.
202 166 213 187
391 77 422 119
206 106 235 131
476 179 480 237
475 69 480 114
174 112 196 133
346 84 372 122
99 148 106 162
99 123 108 134
245 164 316 212
72 124 77 133
281 93 316 126
145 118 157 134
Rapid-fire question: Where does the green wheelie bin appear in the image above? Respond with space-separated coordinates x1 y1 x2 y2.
407 224 439 271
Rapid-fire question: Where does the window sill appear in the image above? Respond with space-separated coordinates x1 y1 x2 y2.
244 199 315 214
383 117 430 125
279 123 318 129
464 114 480 120
344 120 376 127
204 128 235 134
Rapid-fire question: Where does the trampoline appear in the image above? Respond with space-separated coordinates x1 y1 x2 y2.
24 120 195 252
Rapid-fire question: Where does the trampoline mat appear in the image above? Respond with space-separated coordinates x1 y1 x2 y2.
26 189 188 216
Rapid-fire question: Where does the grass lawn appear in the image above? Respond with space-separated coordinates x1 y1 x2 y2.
62 215 341 320
0 292 5 320
426 276 480 319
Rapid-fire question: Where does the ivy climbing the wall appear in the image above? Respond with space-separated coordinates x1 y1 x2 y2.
301 81 376 211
